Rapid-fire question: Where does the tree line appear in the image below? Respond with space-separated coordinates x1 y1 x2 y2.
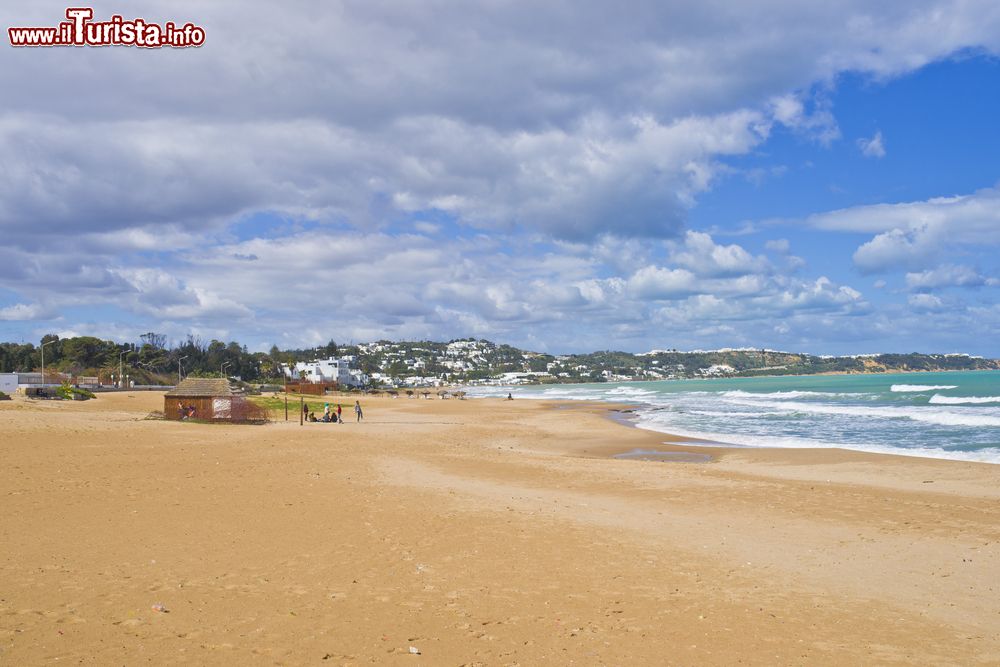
0 333 350 384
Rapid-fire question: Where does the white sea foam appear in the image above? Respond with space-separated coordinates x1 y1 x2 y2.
890 384 958 392
928 394 1000 405
687 409 784 418
606 387 658 396
632 415 829 449
632 415 1000 464
537 387 603 400
723 397 1000 427
721 390 868 400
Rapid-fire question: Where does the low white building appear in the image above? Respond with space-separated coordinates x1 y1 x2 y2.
400 375 441 387
283 357 368 387
0 372 74 392
0 373 17 394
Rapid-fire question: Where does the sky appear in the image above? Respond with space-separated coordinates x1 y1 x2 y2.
1 1 999 356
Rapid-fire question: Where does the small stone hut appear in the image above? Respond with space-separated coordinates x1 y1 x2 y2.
164 377 235 421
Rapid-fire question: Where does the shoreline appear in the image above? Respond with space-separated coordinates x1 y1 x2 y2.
552 397 999 466
470 371 1000 465
521 398 1000 505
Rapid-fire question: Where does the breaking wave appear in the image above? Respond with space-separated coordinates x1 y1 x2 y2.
891 384 958 392
928 394 1000 405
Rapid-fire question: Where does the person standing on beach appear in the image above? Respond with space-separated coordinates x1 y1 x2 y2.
354 400 363 422
336 403 343 423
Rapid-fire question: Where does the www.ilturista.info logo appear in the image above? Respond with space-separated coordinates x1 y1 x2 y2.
8 8 205 48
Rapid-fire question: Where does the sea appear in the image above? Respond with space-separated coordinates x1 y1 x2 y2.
465 370 1000 464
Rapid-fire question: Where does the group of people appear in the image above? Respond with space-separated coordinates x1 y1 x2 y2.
304 400 363 423
176 402 197 420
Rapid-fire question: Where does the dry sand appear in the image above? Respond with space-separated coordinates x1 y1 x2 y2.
1 391 998 665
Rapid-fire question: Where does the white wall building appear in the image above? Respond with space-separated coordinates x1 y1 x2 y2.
283 357 368 387
0 373 17 394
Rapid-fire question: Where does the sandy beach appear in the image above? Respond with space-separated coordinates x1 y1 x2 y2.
1 392 998 665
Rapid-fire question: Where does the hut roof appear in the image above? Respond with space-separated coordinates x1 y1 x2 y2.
165 377 235 398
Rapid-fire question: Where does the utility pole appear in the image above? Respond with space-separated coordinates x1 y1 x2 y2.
178 355 188 383
40 339 56 387
299 395 303 426
221 361 231 378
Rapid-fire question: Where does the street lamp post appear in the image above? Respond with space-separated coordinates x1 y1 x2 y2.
221 361 231 378
40 339 56 387
118 347 131 389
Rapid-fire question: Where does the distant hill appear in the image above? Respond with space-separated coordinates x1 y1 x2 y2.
506 348 998 384
2 334 997 387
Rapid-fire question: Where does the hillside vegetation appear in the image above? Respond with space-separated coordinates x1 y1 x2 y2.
2 333 996 387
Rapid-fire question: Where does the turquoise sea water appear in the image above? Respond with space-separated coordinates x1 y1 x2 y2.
466 370 1000 463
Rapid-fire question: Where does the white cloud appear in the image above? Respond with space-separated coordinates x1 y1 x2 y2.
765 238 791 253
20 227 857 351
2 2 1000 249
853 226 936 272
652 275 865 326
2 1 1000 352
627 267 699 299
857 130 886 158
777 277 863 309
670 231 770 277
412 221 442 235
0 302 54 321
768 93 840 145
0 110 767 244
805 186 1000 272
908 293 945 310
905 265 998 290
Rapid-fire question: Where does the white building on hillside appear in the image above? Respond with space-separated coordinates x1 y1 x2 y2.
283 356 368 387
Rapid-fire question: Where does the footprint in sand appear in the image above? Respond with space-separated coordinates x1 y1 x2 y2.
55 615 87 625
116 618 144 627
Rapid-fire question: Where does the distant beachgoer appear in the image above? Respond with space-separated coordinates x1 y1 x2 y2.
177 401 186 420
308 412 317 422
303 402 309 419
354 400 363 422
336 404 343 423
187 405 196 419
323 403 331 418
507 393 513 400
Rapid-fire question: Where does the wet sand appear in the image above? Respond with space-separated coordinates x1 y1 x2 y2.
1 391 998 665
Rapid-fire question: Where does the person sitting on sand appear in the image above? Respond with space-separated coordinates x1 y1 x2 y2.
308 412 317 422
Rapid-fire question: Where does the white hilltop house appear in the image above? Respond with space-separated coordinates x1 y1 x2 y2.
283 356 368 387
